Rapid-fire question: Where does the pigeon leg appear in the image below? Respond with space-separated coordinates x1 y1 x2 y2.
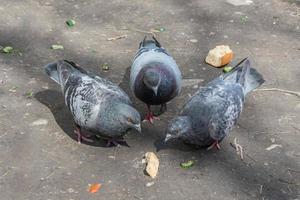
74 125 94 144
105 138 129 147
143 105 160 124
207 140 221 150
159 103 167 113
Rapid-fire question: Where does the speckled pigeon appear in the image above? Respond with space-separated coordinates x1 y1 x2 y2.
164 58 265 149
130 36 182 123
45 60 141 146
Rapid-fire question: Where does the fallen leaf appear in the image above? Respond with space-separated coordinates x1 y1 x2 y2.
2 46 13 53
66 19 76 27
180 160 194 169
101 63 109 71
88 183 101 193
145 152 159 178
265 144 282 151
51 44 64 50
25 91 33 98
9 86 17 93
240 15 249 23
107 35 127 41
223 66 233 73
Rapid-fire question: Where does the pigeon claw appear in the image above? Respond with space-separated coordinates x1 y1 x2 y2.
105 138 129 147
143 112 160 124
74 126 94 144
207 140 221 150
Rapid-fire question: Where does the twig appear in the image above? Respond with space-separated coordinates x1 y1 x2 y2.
291 125 300 132
231 138 244 160
259 185 263 194
254 88 300 98
131 28 156 36
0 132 8 139
107 35 127 41
230 142 256 162
287 168 300 173
44 170 56 179
0 170 9 179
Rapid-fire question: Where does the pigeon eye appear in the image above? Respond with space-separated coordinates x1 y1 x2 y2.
127 118 133 123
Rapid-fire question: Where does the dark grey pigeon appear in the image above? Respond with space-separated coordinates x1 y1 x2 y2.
45 60 141 146
164 58 265 150
130 36 182 123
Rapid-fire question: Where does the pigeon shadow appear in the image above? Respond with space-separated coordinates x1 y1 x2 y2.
34 89 117 147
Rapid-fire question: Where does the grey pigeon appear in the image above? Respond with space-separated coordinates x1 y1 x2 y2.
45 60 141 146
130 36 182 123
164 58 264 149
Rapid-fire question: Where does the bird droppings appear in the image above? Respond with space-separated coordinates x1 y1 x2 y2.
30 119 48 126
144 152 159 179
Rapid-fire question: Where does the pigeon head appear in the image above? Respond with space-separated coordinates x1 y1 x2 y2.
143 69 161 96
114 103 142 133
139 36 162 49
164 116 192 143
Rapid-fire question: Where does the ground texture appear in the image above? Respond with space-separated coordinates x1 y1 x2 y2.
0 0 299 199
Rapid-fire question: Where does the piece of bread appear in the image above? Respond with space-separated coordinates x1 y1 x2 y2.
205 45 233 67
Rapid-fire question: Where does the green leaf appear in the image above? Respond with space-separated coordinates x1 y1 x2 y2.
66 19 76 27
25 91 33 98
240 15 249 23
153 27 166 32
2 46 14 53
223 66 233 73
180 160 194 169
51 44 64 50
101 63 109 71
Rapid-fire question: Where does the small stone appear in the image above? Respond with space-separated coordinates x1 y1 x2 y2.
270 138 276 143
67 188 74 193
189 39 198 43
30 119 48 126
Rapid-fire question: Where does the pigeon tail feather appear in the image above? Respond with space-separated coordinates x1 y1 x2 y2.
223 58 265 95
44 61 60 84
44 60 88 85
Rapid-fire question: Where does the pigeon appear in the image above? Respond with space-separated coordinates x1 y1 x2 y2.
130 36 182 123
45 60 141 146
164 58 264 149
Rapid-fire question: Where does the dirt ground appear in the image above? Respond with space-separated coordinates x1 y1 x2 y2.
0 0 299 199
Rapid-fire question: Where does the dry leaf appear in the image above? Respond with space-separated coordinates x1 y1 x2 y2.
88 183 102 193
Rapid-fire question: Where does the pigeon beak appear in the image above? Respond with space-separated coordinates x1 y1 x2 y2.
133 123 142 133
152 87 158 96
164 133 173 143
